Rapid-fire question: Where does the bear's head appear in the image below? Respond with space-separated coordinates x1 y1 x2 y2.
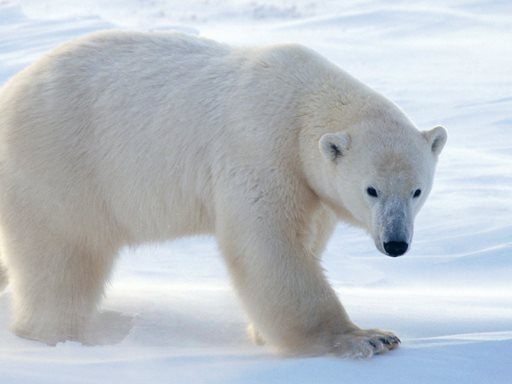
317 121 447 257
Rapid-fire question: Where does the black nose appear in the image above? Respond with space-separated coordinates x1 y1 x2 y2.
383 241 408 257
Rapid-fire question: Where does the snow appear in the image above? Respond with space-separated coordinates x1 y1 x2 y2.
1 0 511 382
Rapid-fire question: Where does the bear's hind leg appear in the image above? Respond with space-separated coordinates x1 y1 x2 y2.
4 230 115 345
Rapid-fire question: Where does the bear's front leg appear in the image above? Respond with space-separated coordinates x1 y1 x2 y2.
216 195 400 357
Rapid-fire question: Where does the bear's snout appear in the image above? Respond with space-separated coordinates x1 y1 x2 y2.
383 241 408 257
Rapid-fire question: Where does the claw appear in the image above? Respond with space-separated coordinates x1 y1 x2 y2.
331 330 400 357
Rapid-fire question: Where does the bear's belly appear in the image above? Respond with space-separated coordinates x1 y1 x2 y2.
107 184 216 244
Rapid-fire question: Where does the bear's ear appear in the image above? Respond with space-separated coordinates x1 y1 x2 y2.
423 126 447 157
319 132 351 162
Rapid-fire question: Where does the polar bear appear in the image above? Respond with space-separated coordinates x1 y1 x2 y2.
0 31 446 357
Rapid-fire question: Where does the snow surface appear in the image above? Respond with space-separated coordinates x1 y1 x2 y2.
1 1 511 383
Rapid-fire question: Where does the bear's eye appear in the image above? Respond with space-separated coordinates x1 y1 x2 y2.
413 189 422 198
366 187 378 198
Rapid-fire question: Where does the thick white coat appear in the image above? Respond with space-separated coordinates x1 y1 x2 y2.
0 31 446 357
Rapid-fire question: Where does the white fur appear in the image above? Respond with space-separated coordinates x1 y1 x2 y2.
0 31 446 356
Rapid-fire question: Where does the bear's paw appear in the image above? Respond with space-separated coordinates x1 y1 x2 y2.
331 328 400 358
